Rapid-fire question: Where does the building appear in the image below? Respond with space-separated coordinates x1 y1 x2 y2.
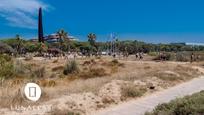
30 33 79 43
44 33 78 43
185 43 204 46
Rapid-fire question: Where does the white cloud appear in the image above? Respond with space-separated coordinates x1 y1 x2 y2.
0 0 51 29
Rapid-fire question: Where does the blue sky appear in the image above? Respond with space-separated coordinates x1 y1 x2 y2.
0 0 204 43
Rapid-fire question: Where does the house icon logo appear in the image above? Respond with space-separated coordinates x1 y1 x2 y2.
24 83 41 102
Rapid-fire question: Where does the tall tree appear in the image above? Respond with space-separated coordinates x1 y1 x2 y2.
16 34 22 54
38 7 44 43
88 33 96 47
57 29 69 51
88 33 97 54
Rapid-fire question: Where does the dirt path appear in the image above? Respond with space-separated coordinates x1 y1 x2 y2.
94 76 204 115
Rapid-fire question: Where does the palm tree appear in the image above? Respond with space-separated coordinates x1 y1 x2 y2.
88 33 96 46
16 34 22 55
57 29 69 51
87 33 97 55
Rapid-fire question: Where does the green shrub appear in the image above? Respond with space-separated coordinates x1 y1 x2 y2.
63 60 79 75
109 59 124 67
145 91 204 115
0 54 12 61
0 54 14 79
121 84 147 99
153 52 175 61
176 52 190 62
14 60 26 75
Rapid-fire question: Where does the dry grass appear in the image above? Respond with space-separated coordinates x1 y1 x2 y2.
121 84 147 100
78 67 108 79
0 79 51 108
52 66 64 72
63 60 79 75
47 109 84 115
37 79 57 87
52 60 58 63
0 56 203 114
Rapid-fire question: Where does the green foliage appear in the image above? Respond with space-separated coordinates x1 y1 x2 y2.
1 38 204 55
63 60 79 75
37 42 48 52
153 52 175 61
88 33 96 46
0 42 15 54
0 54 14 79
24 42 39 52
145 91 204 115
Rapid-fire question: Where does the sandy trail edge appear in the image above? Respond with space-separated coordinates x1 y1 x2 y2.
94 75 204 115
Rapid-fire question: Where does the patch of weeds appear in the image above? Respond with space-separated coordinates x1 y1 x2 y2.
63 60 79 75
53 60 58 63
144 66 151 69
154 72 183 82
0 54 15 80
31 67 46 78
121 84 147 100
111 59 119 65
109 59 124 67
49 109 83 115
37 79 56 87
110 66 119 73
52 66 64 72
78 67 107 79
145 91 204 115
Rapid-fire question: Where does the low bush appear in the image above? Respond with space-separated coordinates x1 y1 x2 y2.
153 52 175 61
37 79 56 87
78 67 107 79
145 91 204 115
121 84 147 100
49 109 82 115
0 54 15 80
53 59 58 63
14 60 27 75
154 72 183 82
109 59 124 67
148 52 158 56
52 66 64 72
31 67 46 78
112 59 119 64
176 52 190 62
63 60 79 75
89 68 106 77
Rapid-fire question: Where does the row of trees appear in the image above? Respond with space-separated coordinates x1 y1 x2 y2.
0 30 204 55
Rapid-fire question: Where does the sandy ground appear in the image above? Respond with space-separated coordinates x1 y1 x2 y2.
0 56 203 115
94 76 204 115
